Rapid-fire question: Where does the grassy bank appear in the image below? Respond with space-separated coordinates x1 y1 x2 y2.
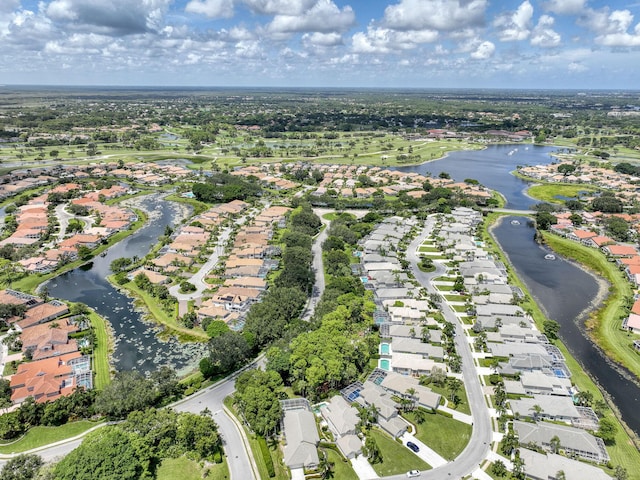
0 421 101 454
540 232 639 378
484 213 640 478
114 279 208 342
88 310 112 389
527 183 600 204
10 208 148 294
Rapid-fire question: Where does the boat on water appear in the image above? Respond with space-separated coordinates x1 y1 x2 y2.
544 254 556 260
510 220 520 225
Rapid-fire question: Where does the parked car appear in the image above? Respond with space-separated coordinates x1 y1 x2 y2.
406 441 420 453
406 470 421 478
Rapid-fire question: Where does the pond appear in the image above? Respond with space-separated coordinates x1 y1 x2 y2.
48 194 206 374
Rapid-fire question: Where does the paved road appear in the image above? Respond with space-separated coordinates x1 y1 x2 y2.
173 372 257 480
303 212 330 320
400 217 493 480
168 225 232 302
54 203 92 241
0 362 263 479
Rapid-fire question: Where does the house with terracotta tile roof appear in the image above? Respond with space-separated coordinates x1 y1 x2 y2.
10 351 90 404
586 235 615 248
128 268 170 285
223 277 267 290
21 321 79 361
622 313 640 334
567 229 598 244
602 244 638 257
196 304 240 325
13 301 69 330
0 289 42 308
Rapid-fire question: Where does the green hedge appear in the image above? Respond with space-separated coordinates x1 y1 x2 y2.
257 436 275 478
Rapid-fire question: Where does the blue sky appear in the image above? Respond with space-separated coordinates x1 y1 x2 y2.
1 0 640 89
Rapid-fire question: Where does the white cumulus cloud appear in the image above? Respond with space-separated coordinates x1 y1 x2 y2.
46 0 171 35
542 0 586 16
470 40 495 59
351 26 438 54
302 32 343 47
185 0 235 19
267 0 355 35
494 1 534 42
531 14 561 47
580 7 640 47
383 0 487 32
241 0 317 15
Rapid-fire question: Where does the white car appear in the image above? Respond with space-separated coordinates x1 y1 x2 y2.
406 471 421 478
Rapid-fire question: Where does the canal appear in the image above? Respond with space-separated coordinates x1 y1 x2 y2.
48 194 206 374
492 217 640 435
398 144 640 436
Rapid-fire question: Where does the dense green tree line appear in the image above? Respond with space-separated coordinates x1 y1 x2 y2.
191 173 262 203
52 408 221 480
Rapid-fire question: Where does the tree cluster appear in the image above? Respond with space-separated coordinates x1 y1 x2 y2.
0 389 96 440
53 408 221 480
192 173 261 203
94 368 183 419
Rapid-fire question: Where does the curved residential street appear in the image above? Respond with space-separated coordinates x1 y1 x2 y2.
168 225 232 303
399 217 493 480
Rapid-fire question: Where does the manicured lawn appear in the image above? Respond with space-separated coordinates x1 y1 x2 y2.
88 310 111 389
444 294 470 302
403 411 471 461
0 421 101 454
321 447 358 480
436 284 455 291
541 232 639 379
527 183 599 204
452 305 469 312
418 246 440 252
428 382 472 416
368 428 430 477
157 457 207 480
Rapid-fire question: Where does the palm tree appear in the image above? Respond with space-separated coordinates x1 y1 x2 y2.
447 377 462 405
318 451 334 479
550 435 561 454
405 388 417 412
530 404 543 421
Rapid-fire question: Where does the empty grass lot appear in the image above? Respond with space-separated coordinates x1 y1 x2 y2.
88 310 111 389
368 428 430 477
403 411 471 461
157 456 230 480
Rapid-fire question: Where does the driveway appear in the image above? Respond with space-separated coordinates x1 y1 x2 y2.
399 432 447 468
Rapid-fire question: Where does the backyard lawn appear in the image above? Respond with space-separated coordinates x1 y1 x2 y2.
321 447 358 480
157 456 230 480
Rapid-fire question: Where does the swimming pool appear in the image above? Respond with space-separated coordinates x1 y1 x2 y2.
379 359 391 371
380 343 391 355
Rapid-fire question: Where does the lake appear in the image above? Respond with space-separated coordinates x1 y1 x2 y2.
395 144 560 209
